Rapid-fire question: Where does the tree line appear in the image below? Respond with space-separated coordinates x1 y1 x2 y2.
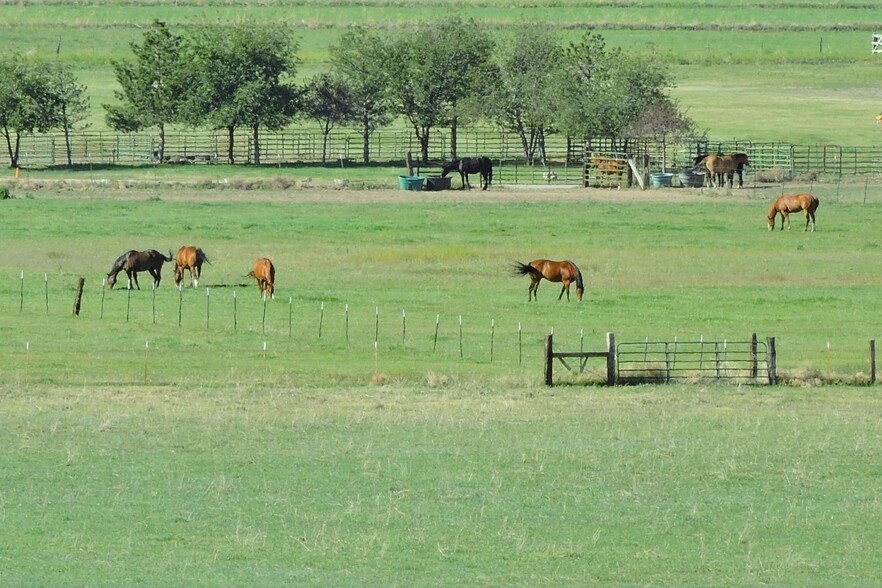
0 19 692 169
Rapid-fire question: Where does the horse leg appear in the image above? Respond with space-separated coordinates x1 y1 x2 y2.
784 211 792 230
529 278 540 301
558 282 570 301
810 211 816 232
150 268 161 288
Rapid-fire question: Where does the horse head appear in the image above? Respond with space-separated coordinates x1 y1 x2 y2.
106 272 117 288
439 159 460 178
173 263 183 286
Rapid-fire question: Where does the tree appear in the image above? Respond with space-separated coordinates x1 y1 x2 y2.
301 73 356 163
555 32 676 152
384 19 494 164
48 64 90 167
329 27 392 164
182 21 300 165
104 20 189 162
485 27 561 165
0 55 57 168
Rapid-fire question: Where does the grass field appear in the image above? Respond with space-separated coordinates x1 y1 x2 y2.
5 2 882 583
3 181 882 584
4 0 882 144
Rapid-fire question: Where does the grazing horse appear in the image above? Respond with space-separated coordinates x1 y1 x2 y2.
512 259 584 302
694 153 750 188
767 193 819 232
248 258 275 299
173 245 211 288
106 249 173 290
440 156 493 190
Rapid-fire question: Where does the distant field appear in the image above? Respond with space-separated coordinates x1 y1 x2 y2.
5 0 882 144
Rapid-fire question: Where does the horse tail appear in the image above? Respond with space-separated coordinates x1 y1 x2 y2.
512 261 542 279
164 250 174 262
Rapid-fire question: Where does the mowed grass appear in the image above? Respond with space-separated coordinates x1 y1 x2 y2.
3 186 882 584
3 384 882 585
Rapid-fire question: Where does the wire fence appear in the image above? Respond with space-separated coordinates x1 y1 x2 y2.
7 129 882 179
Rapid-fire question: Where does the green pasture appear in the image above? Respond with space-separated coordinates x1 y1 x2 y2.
5 0 882 144
3 384 882 585
3 185 882 584
2 184 882 387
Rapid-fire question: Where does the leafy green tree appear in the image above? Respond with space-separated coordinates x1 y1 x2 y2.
486 27 561 165
0 55 58 168
104 20 189 163
385 18 494 163
329 27 392 164
301 73 356 163
555 32 676 152
182 21 300 165
48 64 90 166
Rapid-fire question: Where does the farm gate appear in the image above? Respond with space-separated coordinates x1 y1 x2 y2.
544 333 777 386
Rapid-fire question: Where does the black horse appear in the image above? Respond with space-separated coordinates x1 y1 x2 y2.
106 249 174 290
440 156 493 190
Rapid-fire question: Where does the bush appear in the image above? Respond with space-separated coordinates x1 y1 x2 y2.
0 185 11 199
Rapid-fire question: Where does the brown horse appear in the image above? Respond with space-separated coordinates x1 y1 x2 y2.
512 259 584 302
767 193 819 232
248 258 275 299
173 246 211 288
694 153 750 188
107 249 173 289
590 157 625 188
440 156 493 190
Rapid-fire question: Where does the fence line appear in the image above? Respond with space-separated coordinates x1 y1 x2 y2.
7 130 882 178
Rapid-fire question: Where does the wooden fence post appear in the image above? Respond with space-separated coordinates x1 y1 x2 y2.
606 332 617 386
870 339 876 385
544 334 554 386
72 276 85 316
766 336 777 384
750 333 758 378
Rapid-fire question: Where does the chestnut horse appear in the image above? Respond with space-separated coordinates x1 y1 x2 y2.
106 249 173 289
767 193 819 232
440 156 493 190
694 153 750 188
248 258 275 299
173 246 211 288
512 259 584 302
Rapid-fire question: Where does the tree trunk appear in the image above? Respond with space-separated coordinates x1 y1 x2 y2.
449 117 458 161
64 129 73 166
226 126 235 165
361 116 371 164
3 129 17 168
321 121 331 163
252 125 261 165
158 123 166 163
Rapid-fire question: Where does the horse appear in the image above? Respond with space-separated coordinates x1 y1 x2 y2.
694 153 750 188
767 193 819 232
106 249 173 290
440 156 493 190
590 157 624 188
173 245 211 288
248 258 275 299
512 259 584 302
